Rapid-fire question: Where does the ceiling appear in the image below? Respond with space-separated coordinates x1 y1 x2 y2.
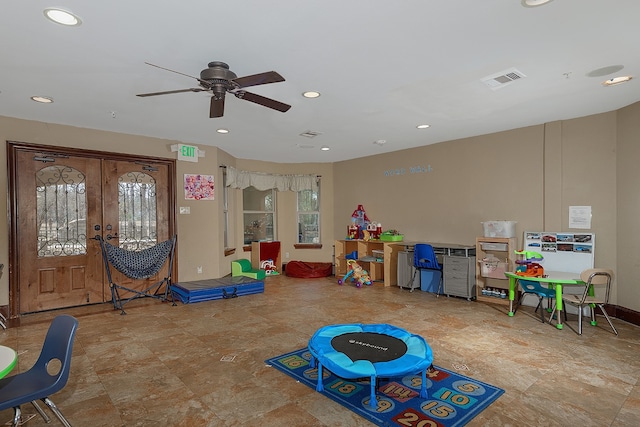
1 1 639 164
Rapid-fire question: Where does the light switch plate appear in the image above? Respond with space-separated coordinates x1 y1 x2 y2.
179 206 190 214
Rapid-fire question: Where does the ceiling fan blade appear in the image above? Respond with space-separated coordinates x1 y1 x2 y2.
210 96 225 118
144 62 212 87
232 71 285 89
137 88 206 97
234 91 291 112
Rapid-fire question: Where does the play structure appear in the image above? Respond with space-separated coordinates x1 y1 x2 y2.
515 250 545 277
347 204 382 240
338 259 372 287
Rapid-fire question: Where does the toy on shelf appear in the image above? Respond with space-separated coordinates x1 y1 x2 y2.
260 259 279 275
379 229 404 242
515 250 544 277
338 259 372 287
366 222 382 240
345 204 383 240
347 224 359 240
347 204 369 239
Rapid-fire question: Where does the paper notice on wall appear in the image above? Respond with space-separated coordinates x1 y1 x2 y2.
569 206 592 229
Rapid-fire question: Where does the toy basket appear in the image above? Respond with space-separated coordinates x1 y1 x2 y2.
480 255 508 279
380 234 403 242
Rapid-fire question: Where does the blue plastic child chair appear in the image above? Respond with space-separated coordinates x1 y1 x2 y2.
514 267 556 323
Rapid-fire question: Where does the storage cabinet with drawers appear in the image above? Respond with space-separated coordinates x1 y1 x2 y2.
443 255 476 300
397 250 420 290
401 243 476 297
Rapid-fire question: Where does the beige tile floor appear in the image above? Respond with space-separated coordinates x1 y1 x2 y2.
1 274 639 426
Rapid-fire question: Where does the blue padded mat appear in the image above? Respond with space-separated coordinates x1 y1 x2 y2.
171 276 264 303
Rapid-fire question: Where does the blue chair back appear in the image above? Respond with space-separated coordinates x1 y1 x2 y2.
518 279 556 298
515 265 555 298
414 244 441 270
35 315 78 391
0 314 79 411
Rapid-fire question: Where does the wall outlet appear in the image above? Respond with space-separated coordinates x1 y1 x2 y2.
197 266 202 274
285 252 290 258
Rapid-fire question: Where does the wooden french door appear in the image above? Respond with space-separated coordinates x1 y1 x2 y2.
100 159 172 301
9 143 175 315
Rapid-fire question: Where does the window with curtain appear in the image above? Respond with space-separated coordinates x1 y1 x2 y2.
243 186 276 244
297 184 320 244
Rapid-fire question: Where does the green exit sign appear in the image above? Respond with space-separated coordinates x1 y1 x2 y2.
177 144 198 162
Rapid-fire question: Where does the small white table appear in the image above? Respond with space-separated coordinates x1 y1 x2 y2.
0 345 17 379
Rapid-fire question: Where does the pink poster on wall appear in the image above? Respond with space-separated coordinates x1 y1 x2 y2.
184 174 215 200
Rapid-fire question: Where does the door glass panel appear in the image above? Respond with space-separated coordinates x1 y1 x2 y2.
118 171 157 251
36 165 87 257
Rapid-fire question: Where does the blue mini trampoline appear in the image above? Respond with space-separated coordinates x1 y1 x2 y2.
308 323 433 408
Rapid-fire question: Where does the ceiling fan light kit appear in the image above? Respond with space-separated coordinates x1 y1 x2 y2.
521 0 553 7
137 61 291 118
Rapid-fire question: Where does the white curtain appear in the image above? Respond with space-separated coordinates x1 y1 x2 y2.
225 166 318 191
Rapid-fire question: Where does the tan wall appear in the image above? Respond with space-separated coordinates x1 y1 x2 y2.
552 112 618 290
333 126 544 247
616 102 640 312
174 144 222 282
1 101 638 313
333 110 624 309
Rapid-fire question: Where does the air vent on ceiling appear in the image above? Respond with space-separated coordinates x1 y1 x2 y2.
300 130 322 138
481 68 527 90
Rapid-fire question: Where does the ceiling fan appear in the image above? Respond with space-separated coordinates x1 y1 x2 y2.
137 61 291 118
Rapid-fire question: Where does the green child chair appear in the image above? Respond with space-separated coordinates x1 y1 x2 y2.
231 259 266 280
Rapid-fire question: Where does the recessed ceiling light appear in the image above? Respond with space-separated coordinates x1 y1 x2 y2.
43 8 82 26
216 128 229 134
302 91 321 98
416 124 431 129
521 0 553 7
602 76 633 87
320 146 330 151
31 96 53 103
